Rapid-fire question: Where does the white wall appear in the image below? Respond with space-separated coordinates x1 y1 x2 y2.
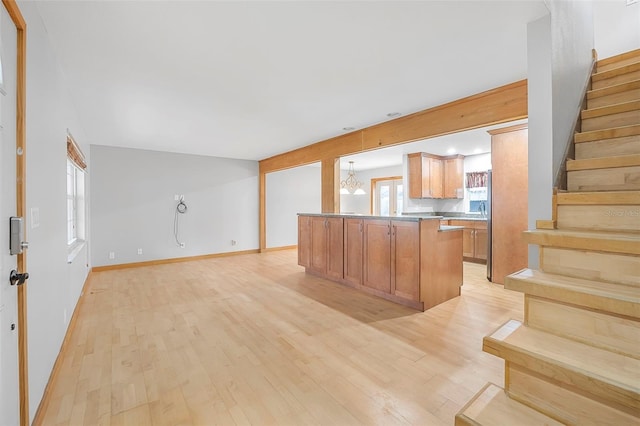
20 1 91 420
266 165 320 248
527 13 554 268
340 165 403 215
91 145 258 266
549 0 594 182
527 1 595 268
594 0 640 59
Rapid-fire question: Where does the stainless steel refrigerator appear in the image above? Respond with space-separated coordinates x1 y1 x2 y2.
486 169 493 281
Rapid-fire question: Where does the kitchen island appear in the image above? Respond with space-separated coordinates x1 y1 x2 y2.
298 213 463 311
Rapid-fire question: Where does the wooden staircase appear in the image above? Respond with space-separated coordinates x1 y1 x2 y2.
456 49 640 425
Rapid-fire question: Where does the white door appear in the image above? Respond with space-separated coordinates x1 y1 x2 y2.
374 179 403 216
0 4 20 425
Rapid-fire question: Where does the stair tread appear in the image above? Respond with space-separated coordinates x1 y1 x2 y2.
588 79 640 99
485 320 640 394
524 228 640 255
575 124 640 143
582 99 640 119
506 268 640 318
592 60 640 82
455 383 563 426
556 190 640 205
597 49 640 71
566 154 640 171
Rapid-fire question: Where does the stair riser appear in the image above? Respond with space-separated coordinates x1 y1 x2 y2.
568 166 640 192
540 247 640 288
592 69 640 90
507 364 640 423
575 135 640 159
556 205 640 233
587 88 640 109
581 109 640 132
483 338 640 412
526 296 640 359
597 55 640 73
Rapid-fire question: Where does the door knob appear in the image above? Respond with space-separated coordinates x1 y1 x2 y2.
9 270 29 286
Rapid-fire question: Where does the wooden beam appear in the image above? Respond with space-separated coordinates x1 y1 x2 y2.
259 80 527 174
2 1 29 425
321 158 340 213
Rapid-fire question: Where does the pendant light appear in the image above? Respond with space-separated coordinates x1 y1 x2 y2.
340 161 365 195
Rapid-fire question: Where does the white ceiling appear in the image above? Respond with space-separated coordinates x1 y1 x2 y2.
35 1 550 161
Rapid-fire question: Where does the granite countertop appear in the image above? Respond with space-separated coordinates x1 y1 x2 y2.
298 213 443 222
401 212 487 221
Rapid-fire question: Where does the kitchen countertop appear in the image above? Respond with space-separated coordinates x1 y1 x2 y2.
298 213 443 222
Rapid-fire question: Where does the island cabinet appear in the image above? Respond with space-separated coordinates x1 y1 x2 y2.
362 220 420 301
309 216 344 280
298 215 312 267
343 218 364 286
298 214 463 311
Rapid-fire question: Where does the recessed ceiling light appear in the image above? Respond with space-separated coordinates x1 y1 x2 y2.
447 148 456 155
342 127 355 131
386 112 401 118
474 148 482 154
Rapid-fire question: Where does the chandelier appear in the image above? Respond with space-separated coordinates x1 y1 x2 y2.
340 161 365 195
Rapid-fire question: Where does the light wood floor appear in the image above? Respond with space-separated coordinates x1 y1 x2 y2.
37 250 523 425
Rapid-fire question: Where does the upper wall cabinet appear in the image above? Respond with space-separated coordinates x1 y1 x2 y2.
408 153 464 199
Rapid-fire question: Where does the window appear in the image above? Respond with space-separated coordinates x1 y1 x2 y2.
67 160 85 245
67 134 86 260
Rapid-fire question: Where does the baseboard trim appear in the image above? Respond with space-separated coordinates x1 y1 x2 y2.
32 270 94 426
92 249 261 272
260 245 297 253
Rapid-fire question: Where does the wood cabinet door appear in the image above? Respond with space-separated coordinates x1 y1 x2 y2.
363 219 391 293
444 157 464 199
391 221 420 301
309 216 328 274
298 215 311 267
343 218 363 285
461 228 474 258
429 158 443 199
408 153 423 199
474 228 488 261
326 217 344 280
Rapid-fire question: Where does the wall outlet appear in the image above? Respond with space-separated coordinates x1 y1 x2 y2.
137 248 143 255
63 309 68 325
109 251 115 259
180 242 186 248
174 194 179 201
231 240 237 246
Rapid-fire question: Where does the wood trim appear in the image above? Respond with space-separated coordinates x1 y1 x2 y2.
32 271 94 426
536 220 556 230
2 1 29 424
259 169 266 251
487 122 528 135
369 176 402 215
321 158 339 213
91 249 261 272
259 80 527 174
261 245 297 253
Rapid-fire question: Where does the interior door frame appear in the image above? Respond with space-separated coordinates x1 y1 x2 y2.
2 1 28 425
370 175 402 215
